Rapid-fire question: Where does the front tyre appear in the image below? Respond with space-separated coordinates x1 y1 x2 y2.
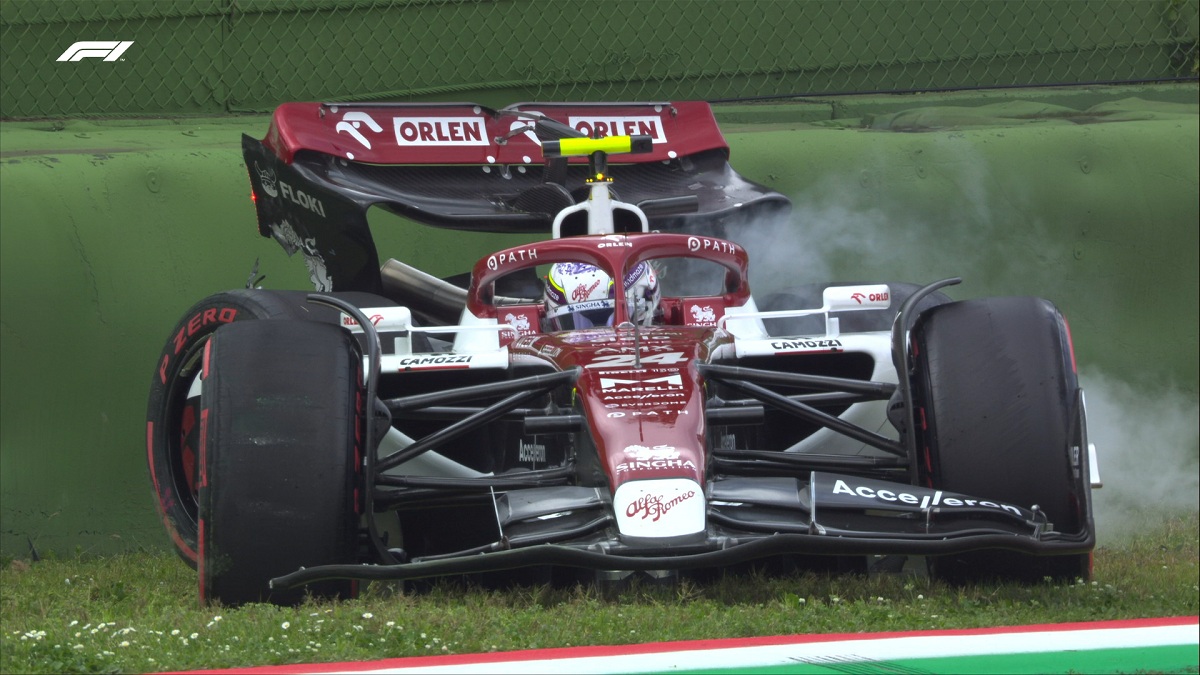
146 290 303 567
198 320 362 606
147 289 406 567
912 297 1093 583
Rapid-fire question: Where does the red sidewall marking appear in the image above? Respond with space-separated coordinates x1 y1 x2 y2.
197 407 210 605
202 338 212 380
198 409 209 490
1063 316 1078 374
197 517 206 606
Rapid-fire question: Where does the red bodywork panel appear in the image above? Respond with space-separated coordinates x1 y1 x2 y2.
262 101 729 165
469 232 751 492
514 328 720 491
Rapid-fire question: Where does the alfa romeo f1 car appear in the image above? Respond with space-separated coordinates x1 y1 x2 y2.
147 101 1100 606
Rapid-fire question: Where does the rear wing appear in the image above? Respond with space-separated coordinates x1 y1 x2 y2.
243 101 790 293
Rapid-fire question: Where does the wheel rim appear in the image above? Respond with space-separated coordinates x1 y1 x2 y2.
164 338 208 531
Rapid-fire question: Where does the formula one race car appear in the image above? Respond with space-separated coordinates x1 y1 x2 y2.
147 101 1100 606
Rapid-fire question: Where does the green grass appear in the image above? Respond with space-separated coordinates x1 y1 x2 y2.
2 514 1196 674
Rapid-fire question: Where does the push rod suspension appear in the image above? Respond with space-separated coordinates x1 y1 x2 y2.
700 364 896 398
384 368 579 412
716 378 907 458
377 387 547 473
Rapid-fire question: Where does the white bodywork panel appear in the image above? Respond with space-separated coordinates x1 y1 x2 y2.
725 284 900 457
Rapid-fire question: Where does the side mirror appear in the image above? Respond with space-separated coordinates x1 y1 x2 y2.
822 284 892 312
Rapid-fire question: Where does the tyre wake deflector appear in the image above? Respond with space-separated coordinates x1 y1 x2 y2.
890 278 962 485
307 294 395 563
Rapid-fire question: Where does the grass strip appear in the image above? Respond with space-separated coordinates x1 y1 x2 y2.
1 514 1195 674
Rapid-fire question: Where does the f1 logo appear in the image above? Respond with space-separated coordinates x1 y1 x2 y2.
56 41 134 62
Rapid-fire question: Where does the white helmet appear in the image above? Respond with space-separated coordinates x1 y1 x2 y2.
544 262 660 331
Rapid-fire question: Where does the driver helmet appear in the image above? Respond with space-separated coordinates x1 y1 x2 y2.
544 262 660 331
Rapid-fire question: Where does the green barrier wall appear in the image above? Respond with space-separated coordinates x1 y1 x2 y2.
1 86 1196 558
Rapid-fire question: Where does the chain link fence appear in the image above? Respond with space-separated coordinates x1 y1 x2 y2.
2 0 1196 119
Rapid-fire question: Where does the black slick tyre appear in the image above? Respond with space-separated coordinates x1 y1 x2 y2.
198 320 362 606
911 296 1092 583
147 289 405 567
147 290 303 568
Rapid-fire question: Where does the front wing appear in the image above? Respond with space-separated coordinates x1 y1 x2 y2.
271 469 1096 589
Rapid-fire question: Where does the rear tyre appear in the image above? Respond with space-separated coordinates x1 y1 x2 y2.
760 281 952 336
911 297 1092 583
198 320 362 606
